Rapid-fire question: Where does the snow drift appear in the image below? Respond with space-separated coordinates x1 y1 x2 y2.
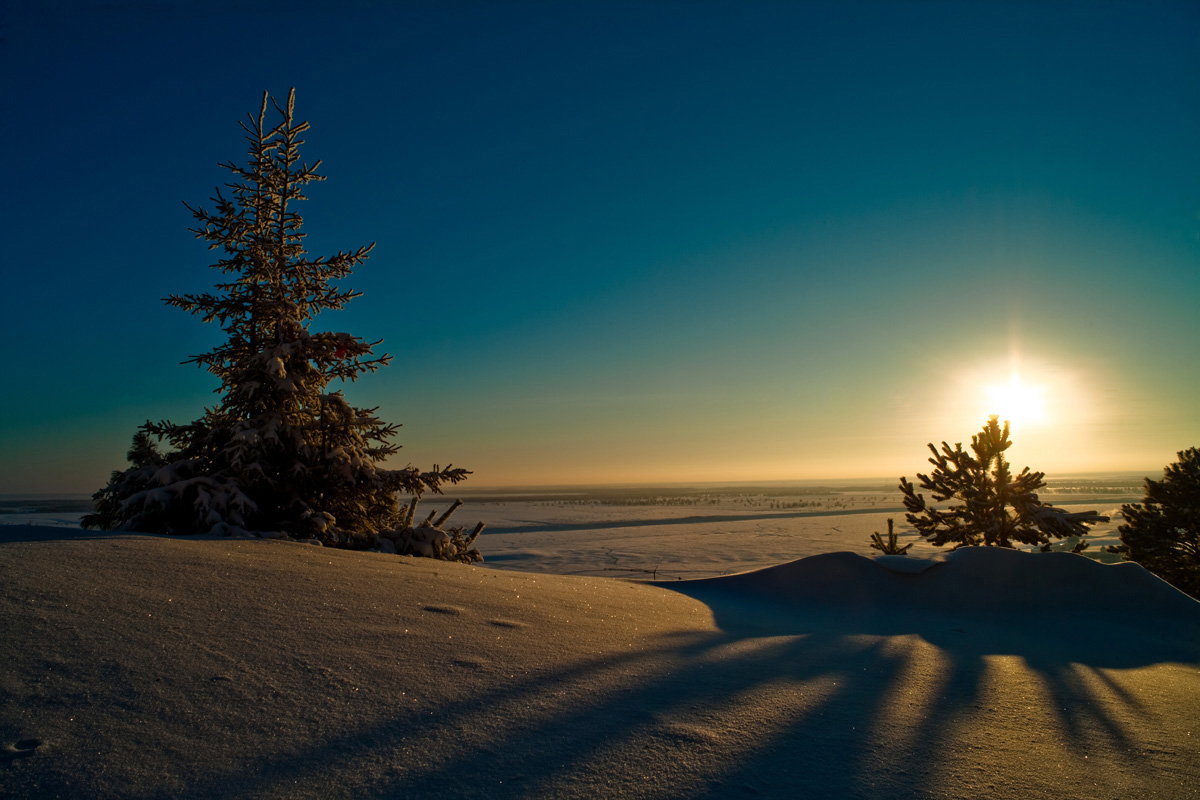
673 546 1197 618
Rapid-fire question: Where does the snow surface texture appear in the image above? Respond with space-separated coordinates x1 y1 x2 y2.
1 527 1197 799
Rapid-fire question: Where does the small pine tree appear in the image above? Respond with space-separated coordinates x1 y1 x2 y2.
899 415 1106 549
83 89 468 546
869 518 912 555
1110 447 1200 599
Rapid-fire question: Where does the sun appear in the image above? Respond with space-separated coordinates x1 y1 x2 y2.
985 374 1046 430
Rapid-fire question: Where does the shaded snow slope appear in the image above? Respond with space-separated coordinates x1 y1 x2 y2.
671 546 1198 620
666 548 1200 664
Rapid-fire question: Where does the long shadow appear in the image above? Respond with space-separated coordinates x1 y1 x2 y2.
393 630 904 799
484 506 904 536
111 551 1200 799
661 553 1200 797
138 626 913 799
119 628 743 799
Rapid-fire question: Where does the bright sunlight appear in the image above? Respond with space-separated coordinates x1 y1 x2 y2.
985 374 1046 430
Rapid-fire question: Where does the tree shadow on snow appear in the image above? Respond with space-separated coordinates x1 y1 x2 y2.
111 551 1200 800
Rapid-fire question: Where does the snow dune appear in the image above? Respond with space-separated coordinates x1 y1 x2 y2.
669 548 1199 668
1 527 1197 799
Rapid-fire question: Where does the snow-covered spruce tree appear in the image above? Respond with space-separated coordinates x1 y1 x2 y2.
1110 447 1200 599
83 89 469 548
899 416 1105 549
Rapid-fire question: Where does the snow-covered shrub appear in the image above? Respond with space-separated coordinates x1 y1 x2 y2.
376 498 484 563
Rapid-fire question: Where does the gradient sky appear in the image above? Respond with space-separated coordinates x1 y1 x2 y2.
2 1 1198 494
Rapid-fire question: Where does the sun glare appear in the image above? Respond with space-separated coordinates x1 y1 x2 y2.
931 350 1099 474
985 374 1046 431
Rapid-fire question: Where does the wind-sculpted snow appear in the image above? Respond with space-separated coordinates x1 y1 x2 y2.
667 547 1200 664
674 546 1197 616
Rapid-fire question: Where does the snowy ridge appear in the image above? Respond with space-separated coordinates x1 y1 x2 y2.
667 547 1200 656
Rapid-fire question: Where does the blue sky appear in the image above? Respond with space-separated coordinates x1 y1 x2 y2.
2 1 1198 493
